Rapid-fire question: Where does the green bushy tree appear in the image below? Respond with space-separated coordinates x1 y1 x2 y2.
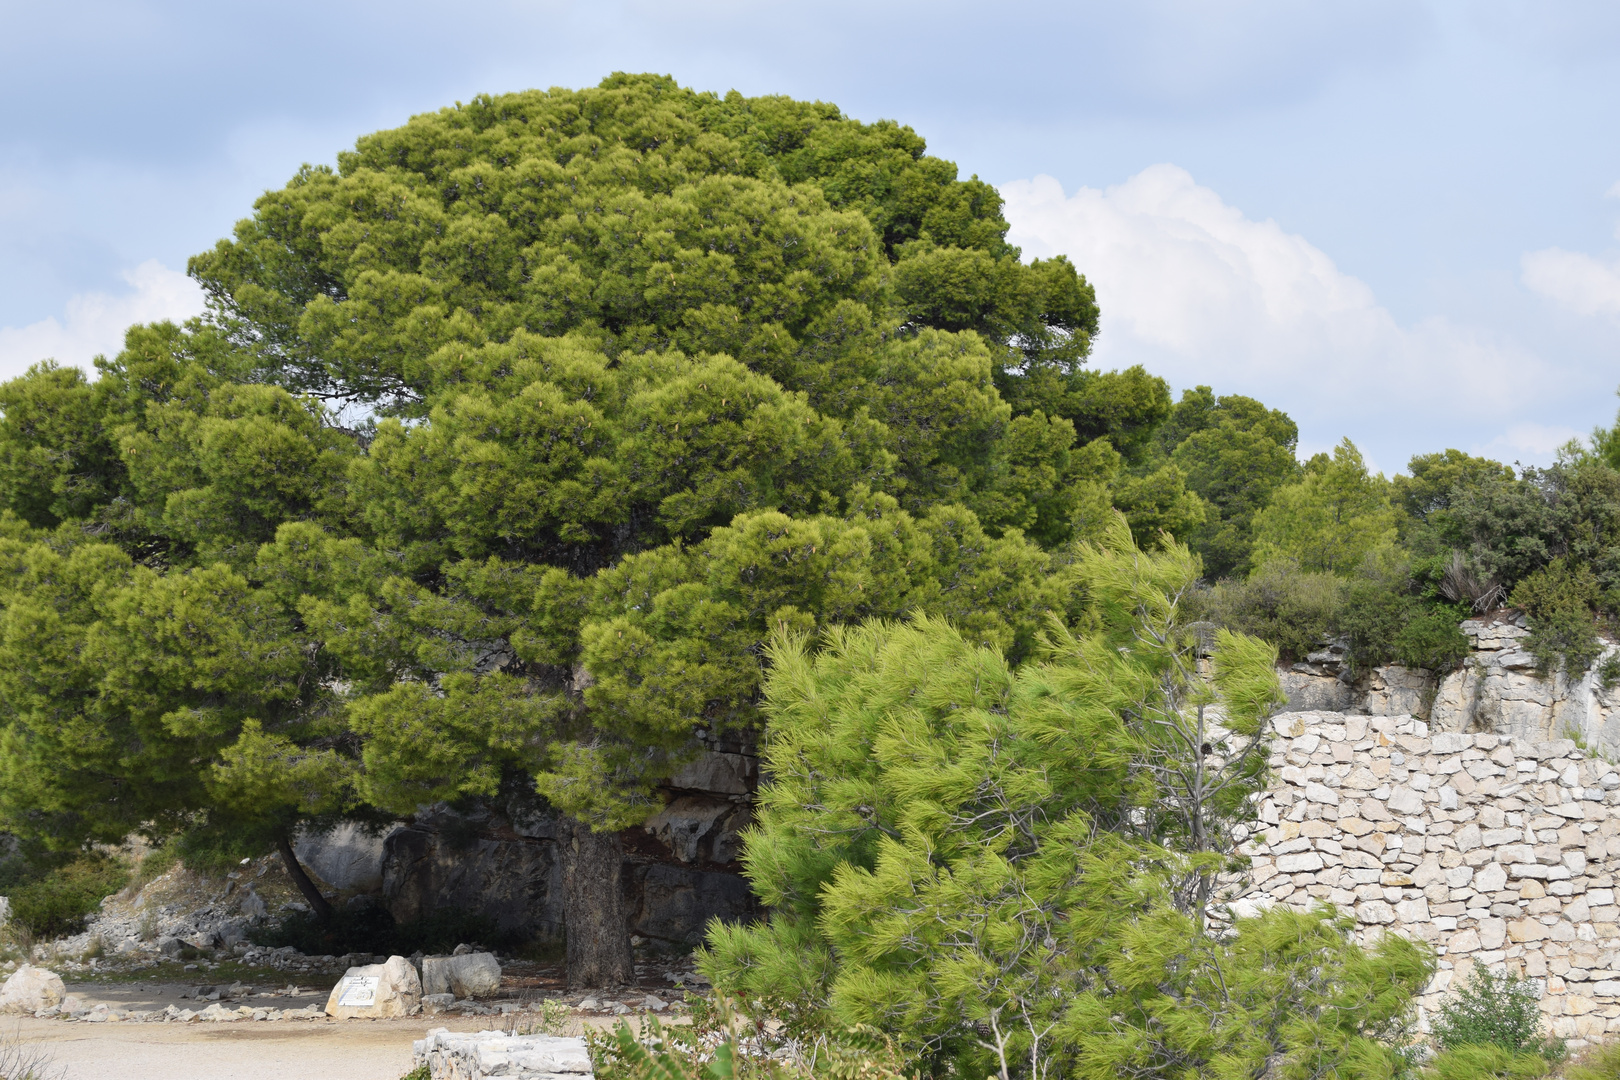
1251 438 1397 575
1160 386 1301 578
0 76 1142 983
700 516 1432 1079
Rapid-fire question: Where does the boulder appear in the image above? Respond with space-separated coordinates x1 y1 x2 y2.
0 964 65 1014
422 952 502 999
324 955 422 1019
295 822 393 893
414 1029 593 1080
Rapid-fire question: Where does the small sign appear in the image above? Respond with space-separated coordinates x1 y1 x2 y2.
337 975 380 1007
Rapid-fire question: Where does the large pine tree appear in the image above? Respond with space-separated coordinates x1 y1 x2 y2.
0 75 1196 983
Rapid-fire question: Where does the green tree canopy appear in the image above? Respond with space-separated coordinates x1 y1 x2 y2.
1161 386 1301 578
1251 438 1397 575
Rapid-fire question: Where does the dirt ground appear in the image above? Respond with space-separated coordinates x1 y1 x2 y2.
8 980 662 1080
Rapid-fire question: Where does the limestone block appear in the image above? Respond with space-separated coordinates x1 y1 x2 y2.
1344 768 1380 791
0 965 64 1014
1304 783 1339 806
1357 900 1396 924
1449 929 1482 953
1479 919 1508 949
1395 898 1432 922
1276 852 1324 873
414 1029 593 1080
1412 859 1447 887
1432 733 1473 755
325 955 422 1019
1456 825 1483 851
1509 919 1551 943
422 952 502 999
1389 786 1426 815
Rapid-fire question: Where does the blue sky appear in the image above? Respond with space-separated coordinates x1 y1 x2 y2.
3 0 1619 474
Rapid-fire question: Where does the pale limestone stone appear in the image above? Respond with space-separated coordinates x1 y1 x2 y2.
1480 919 1508 949
1304 782 1340 806
1358 900 1397 924
1276 852 1324 873
1475 864 1509 892
1449 929 1482 953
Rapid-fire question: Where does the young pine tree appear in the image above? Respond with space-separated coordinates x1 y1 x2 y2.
701 515 1432 1080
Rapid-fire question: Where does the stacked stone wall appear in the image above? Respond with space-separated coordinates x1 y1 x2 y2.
1238 710 1620 1041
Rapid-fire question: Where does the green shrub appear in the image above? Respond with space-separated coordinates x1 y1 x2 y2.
397 1068 430 1080
1511 558 1604 676
1599 653 1620 692
7 854 130 938
1424 1044 1548 1080
1431 967 1560 1058
1191 560 1346 662
1394 605 1471 671
171 826 272 876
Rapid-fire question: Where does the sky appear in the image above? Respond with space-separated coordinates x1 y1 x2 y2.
2 0 1619 474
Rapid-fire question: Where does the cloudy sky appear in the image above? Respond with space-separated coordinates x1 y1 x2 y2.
3 0 1618 473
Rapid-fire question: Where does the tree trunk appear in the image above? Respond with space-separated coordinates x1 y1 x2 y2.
276 830 334 923
561 818 634 990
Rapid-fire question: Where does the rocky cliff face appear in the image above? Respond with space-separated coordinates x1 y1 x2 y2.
1279 616 1620 750
297 744 762 950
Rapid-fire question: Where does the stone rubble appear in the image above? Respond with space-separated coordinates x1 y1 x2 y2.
414 1029 593 1080
1237 709 1620 1042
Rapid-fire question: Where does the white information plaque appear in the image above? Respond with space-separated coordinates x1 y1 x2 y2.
337 975 380 1007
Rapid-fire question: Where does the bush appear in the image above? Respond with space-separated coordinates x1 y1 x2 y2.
6 854 129 939
1432 967 1560 1058
1395 605 1472 671
1424 1044 1549 1080
1511 558 1604 675
1192 560 1346 662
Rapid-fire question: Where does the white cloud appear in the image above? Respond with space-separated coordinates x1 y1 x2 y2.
999 167 1546 462
1521 247 1620 317
0 260 204 381
1475 422 1586 464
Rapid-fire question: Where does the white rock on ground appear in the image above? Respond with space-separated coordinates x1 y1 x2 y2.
324 955 421 1019
0 964 65 1013
414 1029 593 1080
422 952 502 998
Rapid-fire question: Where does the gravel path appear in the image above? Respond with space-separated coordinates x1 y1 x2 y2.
6 1015 422 1080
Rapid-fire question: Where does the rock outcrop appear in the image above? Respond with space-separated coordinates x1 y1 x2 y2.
381 746 762 948
1278 617 1620 757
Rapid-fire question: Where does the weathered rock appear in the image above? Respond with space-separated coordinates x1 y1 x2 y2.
414 1029 593 1080
324 955 422 1019
0 965 64 1014
422 952 502 999
295 822 394 893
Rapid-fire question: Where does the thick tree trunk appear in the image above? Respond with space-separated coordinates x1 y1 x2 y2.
276 830 334 923
561 818 634 990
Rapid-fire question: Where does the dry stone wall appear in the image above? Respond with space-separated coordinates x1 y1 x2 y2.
1237 709 1620 1042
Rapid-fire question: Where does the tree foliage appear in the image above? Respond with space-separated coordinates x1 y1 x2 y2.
701 517 1432 1079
